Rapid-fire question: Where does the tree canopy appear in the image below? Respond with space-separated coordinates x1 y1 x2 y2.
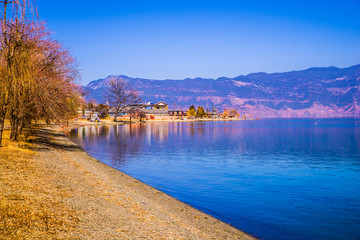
0 0 82 145
187 105 196 117
196 106 206 118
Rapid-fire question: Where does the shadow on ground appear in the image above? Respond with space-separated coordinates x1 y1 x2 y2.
26 128 82 152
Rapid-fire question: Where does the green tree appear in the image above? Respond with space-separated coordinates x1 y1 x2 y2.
96 103 109 119
196 106 206 118
87 102 94 111
187 105 196 118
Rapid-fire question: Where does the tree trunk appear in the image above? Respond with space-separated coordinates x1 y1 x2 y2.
0 116 5 147
17 117 25 136
10 121 17 141
10 115 20 141
114 109 118 122
10 122 16 141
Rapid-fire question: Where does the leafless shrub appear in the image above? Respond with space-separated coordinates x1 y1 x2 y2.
105 77 141 122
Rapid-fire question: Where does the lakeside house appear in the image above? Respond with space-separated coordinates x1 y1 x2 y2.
154 101 168 109
77 109 99 119
168 110 185 116
133 101 168 110
208 106 219 119
135 101 185 119
107 101 185 120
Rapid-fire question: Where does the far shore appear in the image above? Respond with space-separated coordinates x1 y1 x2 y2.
70 116 244 126
1 120 256 239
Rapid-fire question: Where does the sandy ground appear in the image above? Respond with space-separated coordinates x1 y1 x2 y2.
1 122 256 239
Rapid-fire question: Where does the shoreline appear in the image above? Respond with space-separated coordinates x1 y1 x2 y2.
1 121 256 239
59 120 255 239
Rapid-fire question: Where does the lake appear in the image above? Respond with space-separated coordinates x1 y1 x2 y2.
65 119 360 240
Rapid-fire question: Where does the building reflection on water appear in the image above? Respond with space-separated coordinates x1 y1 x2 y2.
68 123 175 167
66 120 360 170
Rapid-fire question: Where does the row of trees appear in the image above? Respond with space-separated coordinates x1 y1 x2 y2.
86 102 110 119
221 109 240 118
187 105 240 118
84 101 146 121
0 0 82 146
187 105 206 118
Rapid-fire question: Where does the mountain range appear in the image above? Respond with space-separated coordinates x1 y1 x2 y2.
84 64 360 118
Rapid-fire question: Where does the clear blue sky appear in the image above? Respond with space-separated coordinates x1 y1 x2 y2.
36 0 360 85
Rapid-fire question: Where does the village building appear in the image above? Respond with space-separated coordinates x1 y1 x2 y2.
135 101 168 110
139 102 185 119
168 110 185 116
83 102 219 121
153 101 168 109
77 109 99 120
108 101 185 120
208 106 219 119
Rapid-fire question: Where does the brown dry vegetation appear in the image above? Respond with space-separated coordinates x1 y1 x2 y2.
0 128 80 239
0 0 82 145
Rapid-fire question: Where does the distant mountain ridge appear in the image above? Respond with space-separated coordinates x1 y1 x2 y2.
84 64 360 118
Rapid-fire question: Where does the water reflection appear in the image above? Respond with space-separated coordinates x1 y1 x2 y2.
65 119 360 240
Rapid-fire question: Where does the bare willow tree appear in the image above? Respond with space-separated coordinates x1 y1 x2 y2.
0 0 82 144
32 31 81 126
0 0 37 144
105 77 141 122
6 22 44 139
0 35 6 146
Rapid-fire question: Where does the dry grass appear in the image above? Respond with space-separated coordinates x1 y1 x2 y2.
0 129 80 239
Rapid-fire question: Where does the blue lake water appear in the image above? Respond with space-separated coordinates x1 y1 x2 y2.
65 119 360 240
